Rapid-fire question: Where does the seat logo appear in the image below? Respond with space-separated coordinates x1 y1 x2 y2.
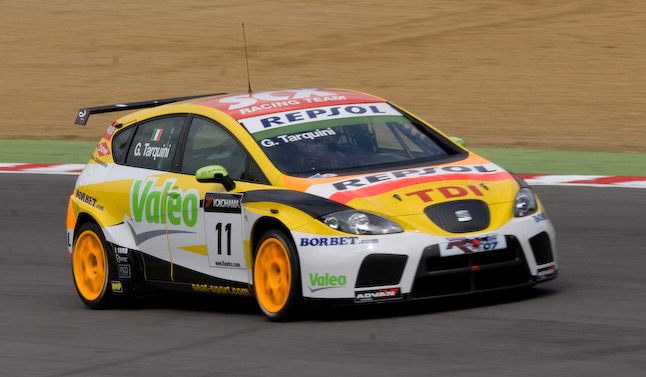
455 209 472 222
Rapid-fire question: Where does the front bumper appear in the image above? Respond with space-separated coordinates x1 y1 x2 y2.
294 212 557 302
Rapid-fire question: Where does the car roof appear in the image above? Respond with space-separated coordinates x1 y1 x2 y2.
75 89 387 127
188 88 386 120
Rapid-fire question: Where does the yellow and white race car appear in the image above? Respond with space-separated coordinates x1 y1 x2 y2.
67 89 557 320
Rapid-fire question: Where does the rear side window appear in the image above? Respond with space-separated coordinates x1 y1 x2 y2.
111 127 133 164
126 116 185 171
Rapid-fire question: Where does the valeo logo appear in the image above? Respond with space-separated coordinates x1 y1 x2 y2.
309 272 347 292
130 177 199 227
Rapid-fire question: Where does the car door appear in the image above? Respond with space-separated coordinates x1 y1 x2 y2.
107 115 186 281
167 116 258 285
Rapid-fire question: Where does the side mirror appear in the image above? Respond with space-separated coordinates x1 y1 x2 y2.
449 136 466 148
195 165 236 191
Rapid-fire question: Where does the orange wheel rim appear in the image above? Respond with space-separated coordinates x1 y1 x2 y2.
73 230 107 301
254 237 291 313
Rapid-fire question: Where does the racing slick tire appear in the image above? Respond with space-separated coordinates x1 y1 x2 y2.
253 230 302 321
72 222 121 309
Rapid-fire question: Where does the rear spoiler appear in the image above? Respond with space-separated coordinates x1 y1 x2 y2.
74 92 226 125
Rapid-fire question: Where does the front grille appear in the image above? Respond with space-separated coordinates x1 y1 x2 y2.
411 236 531 298
424 200 490 233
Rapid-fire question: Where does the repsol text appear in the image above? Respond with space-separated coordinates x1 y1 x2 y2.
331 165 501 191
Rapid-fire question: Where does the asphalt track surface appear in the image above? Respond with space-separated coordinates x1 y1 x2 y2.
1 174 644 377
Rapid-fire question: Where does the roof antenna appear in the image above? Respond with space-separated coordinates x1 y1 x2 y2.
242 23 253 93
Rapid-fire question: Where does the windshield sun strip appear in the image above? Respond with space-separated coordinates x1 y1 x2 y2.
248 115 406 140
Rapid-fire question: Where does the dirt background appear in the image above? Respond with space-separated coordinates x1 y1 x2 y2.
1 0 644 153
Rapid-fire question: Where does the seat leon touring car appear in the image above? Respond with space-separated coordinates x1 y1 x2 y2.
67 88 558 321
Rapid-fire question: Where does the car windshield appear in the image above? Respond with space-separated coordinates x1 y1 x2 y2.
241 103 462 176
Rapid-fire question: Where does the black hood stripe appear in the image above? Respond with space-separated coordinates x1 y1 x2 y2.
242 190 350 218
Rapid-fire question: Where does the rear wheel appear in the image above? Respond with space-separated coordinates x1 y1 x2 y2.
72 222 117 309
253 230 301 321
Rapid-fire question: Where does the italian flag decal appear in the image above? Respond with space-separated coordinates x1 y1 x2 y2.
151 129 163 141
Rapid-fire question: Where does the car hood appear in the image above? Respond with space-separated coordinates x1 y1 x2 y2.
279 160 520 217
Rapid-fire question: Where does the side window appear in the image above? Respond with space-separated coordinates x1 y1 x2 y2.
126 116 184 171
111 126 133 164
243 158 266 183
181 117 267 183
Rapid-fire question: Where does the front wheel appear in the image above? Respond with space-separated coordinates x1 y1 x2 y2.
253 230 302 321
72 222 117 309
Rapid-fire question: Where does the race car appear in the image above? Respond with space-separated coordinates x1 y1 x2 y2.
67 88 557 321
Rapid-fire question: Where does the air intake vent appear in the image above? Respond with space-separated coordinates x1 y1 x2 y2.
424 200 490 233
529 232 554 265
355 254 408 288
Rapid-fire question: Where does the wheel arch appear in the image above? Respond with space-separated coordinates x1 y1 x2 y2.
73 209 138 252
74 211 100 235
250 216 294 260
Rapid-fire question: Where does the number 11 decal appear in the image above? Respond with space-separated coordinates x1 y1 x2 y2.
204 192 246 270
215 222 232 255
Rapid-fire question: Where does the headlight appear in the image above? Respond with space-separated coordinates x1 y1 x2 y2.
319 210 403 235
514 187 538 217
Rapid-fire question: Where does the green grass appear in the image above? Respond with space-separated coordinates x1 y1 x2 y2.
470 148 646 176
1 139 644 176
0 140 97 164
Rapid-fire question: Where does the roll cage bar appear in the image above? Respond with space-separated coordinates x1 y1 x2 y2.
74 92 226 125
